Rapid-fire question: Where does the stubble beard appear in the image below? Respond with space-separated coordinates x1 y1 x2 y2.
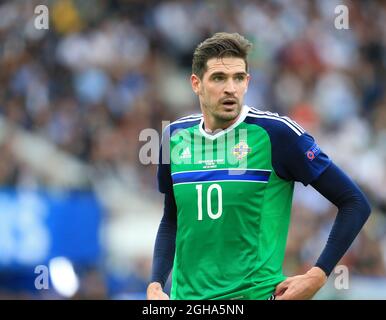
212 101 242 123
201 94 243 130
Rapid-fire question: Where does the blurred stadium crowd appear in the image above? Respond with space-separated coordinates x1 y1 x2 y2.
0 0 385 299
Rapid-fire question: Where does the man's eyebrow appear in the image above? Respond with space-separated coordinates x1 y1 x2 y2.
209 71 247 77
209 72 226 77
234 72 248 76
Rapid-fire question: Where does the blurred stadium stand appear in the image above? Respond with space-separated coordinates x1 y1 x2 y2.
0 0 385 299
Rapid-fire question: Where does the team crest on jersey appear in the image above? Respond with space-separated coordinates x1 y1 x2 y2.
232 141 251 160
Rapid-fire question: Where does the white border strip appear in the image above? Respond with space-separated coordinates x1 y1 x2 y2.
173 180 269 186
249 108 305 134
247 113 303 136
171 168 272 176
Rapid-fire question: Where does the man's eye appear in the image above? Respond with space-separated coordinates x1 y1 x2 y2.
235 75 245 81
212 75 224 81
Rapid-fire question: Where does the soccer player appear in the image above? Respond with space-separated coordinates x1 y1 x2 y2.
146 33 371 300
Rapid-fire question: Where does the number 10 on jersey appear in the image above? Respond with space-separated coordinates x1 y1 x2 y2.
195 184 223 220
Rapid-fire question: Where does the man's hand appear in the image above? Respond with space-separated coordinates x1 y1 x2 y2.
147 282 170 300
274 267 327 300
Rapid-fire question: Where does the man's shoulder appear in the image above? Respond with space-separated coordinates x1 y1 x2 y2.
162 113 203 138
162 113 202 139
245 106 305 138
172 113 203 125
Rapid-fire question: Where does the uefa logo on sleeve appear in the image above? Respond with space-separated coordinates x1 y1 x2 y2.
306 150 315 160
305 143 321 161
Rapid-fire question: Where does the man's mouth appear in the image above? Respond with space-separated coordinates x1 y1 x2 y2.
221 99 237 107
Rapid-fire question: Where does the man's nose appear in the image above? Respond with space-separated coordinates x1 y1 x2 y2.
224 80 236 95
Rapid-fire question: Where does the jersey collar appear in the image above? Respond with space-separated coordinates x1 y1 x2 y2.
199 105 250 140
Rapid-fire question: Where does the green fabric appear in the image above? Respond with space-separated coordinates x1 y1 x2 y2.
169 121 293 300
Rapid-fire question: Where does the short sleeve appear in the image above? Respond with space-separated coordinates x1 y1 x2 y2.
244 110 331 186
275 132 332 186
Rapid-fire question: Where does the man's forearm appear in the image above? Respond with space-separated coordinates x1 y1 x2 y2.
150 192 177 288
311 162 371 275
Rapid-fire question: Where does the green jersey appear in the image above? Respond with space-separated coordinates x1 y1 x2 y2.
157 105 331 299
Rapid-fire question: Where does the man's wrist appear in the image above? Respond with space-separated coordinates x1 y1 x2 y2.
307 266 328 284
148 281 163 290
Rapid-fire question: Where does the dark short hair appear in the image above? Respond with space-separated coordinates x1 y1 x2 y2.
192 32 252 79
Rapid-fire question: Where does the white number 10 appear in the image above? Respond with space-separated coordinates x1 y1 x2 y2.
195 184 223 220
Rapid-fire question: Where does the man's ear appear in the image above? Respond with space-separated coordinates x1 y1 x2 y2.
191 74 201 95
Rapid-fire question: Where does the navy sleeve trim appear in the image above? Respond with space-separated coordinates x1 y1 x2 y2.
311 162 371 276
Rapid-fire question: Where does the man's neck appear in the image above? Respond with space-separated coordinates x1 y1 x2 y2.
202 107 244 133
202 117 237 133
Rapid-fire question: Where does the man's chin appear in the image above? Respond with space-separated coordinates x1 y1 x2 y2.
217 108 240 121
